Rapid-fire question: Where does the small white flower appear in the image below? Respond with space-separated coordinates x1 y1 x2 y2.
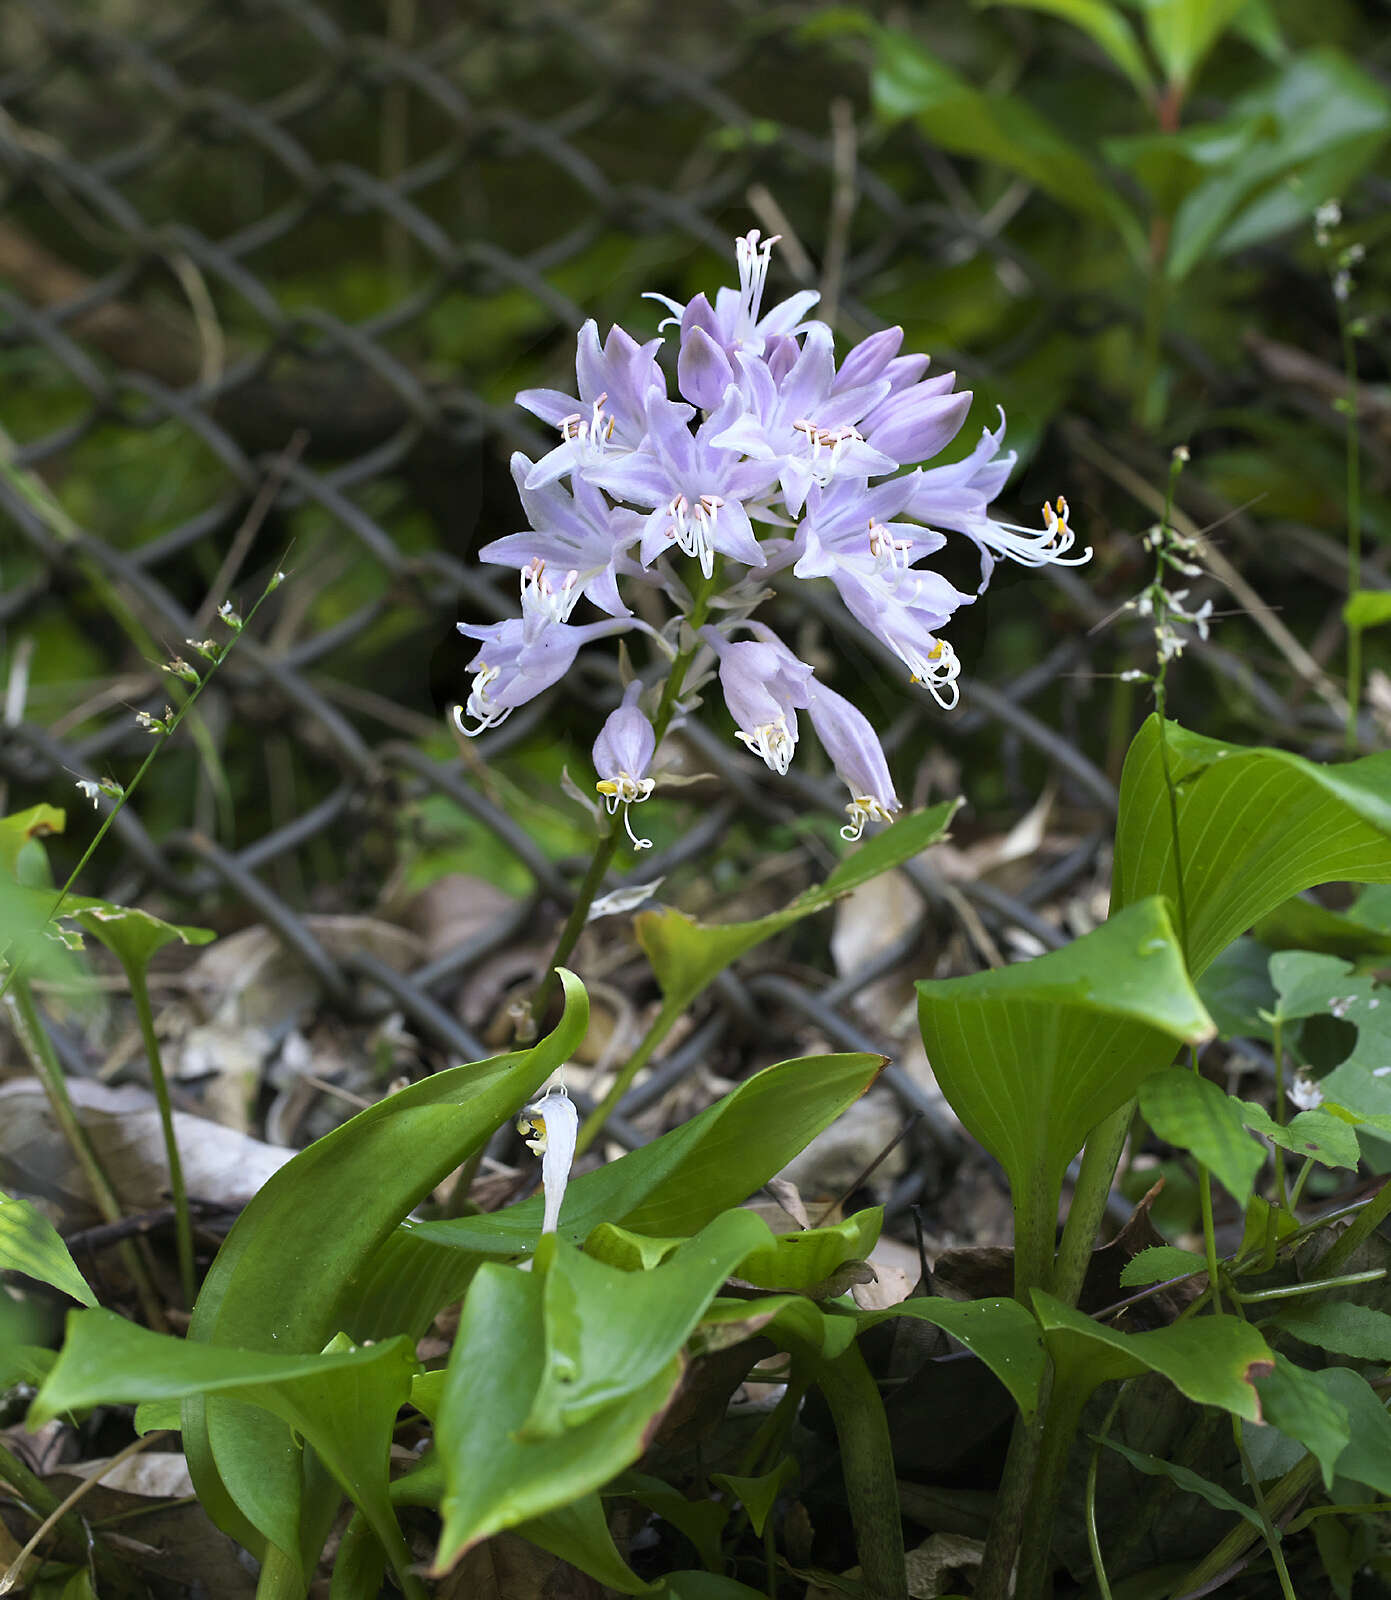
75 779 102 808
1288 1074 1324 1113
218 601 243 630
518 1086 579 1236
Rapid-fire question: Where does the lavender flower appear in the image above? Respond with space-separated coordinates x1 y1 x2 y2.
805 681 901 841
591 389 781 579
593 682 657 849
453 229 1089 843
517 320 667 489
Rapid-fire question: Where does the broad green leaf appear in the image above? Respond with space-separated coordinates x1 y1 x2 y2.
1253 1354 1351 1489
434 1263 683 1570
1138 1069 1263 1208
31 1310 419 1576
409 1051 884 1258
865 27 1142 247
64 904 214 975
1251 899 1391 965
183 971 589 1578
0 1345 55 1391
1269 950 1374 1024
857 1296 1047 1423
1119 1245 1208 1287
1137 0 1246 88
516 1493 657 1595
976 0 1154 95
636 803 957 1018
697 1294 858 1363
1272 1301 1391 1362
525 1211 772 1438
1096 1435 1262 1529
1197 938 1277 1040
0 1191 94 1306
711 1459 798 1538
1165 52 1391 278
1239 1102 1361 1171
617 1473 729 1572
0 804 64 882
1319 1367 1391 1494
917 897 1213 1226
1034 1291 1273 1420
1113 716 1391 978
1346 591 1391 632
660 1576 771 1600
583 1209 882 1292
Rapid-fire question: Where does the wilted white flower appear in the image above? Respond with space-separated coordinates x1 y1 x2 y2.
518 1086 579 1236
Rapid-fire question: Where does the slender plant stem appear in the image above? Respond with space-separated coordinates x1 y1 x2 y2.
576 999 679 1153
974 1387 1048 1600
1232 1421 1299 1600
1339 296 1363 753
1013 1382 1087 1600
1231 1267 1384 1305
1011 1167 1056 1305
5 977 166 1329
0 564 287 1014
527 566 719 1033
1054 1101 1132 1307
809 1341 907 1600
126 963 194 1308
255 1541 308 1600
1172 1454 1318 1597
1317 1174 1391 1276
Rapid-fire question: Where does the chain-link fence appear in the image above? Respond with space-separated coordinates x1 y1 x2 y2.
0 0 1126 1228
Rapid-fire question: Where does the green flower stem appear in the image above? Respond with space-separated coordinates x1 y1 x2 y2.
255 1541 308 1600
1197 1167 1223 1314
1013 1382 1089 1600
1011 1165 1057 1306
1172 1453 1318 1597
527 565 719 1035
1270 1014 1289 1207
0 564 285 1015
808 1341 907 1600
1317 1174 1391 1277
1230 1267 1384 1305
1339 296 1363 753
1232 1422 1299 1600
974 1389 1049 1600
5 976 166 1330
575 997 679 1155
1054 1101 1133 1307
125 961 194 1309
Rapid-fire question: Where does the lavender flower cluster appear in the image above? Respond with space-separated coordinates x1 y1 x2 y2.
455 232 1088 845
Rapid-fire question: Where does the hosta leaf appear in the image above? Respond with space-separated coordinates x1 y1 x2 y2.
0 1192 94 1306
409 1051 884 1259
434 1264 682 1572
917 897 1213 1225
183 971 589 1580
525 1210 771 1438
1113 716 1391 978
31 1310 418 1576
636 803 957 1017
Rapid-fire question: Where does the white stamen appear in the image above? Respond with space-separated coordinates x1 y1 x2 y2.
736 713 795 775
664 492 724 579
985 496 1092 569
892 635 961 710
595 772 656 850
557 393 615 466
453 664 511 738
793 419 863 486
520 558 580 626
868 519 913 571
841 794 897 842
735 229 780 334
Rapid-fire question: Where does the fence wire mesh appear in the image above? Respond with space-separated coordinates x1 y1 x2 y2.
0 0 1120 1221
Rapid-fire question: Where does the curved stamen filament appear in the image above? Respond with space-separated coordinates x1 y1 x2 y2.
736 714 795 775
